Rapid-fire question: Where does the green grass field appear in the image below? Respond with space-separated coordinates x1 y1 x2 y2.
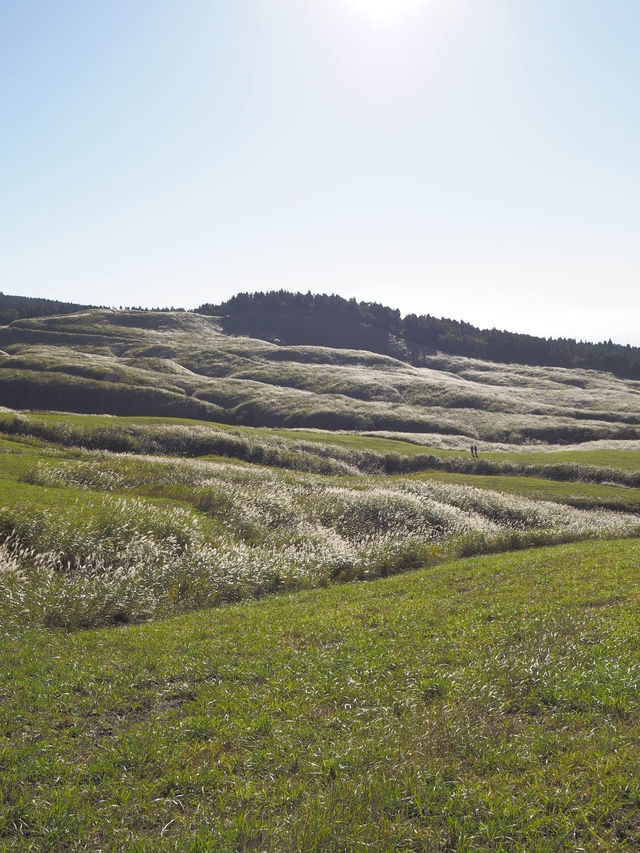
484 448 640 471
2 413 640 634
3 539 640 850
412 470 640 513
3 393 640 849
3 411 640 484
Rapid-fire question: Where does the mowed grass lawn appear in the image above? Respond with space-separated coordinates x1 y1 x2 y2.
3 539 640 851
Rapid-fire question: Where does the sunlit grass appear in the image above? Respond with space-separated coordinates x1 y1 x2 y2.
2 308 640 440
2 423 640 630
3 539 640 849
1 310 640 847
4 411 640 487
485 447 640 470
413 470 640 512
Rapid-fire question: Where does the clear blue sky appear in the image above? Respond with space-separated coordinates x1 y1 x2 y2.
1 0 639 343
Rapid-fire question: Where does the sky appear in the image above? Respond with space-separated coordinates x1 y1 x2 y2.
1 0 639 344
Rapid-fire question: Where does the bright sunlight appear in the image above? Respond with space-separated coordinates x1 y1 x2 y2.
344 0 430 25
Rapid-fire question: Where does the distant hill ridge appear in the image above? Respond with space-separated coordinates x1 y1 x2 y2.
2 289 639 379
0 297 639 441
0 293 179 327
199 290 640 379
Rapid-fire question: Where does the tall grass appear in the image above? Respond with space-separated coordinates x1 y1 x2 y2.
5 411 640 487
3 453 640 630
3 306 640 438
6 539 640 849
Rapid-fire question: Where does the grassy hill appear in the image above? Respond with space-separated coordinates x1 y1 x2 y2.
3 302 640 848
1 307 640 443
0 292 91 326
202 290 640 378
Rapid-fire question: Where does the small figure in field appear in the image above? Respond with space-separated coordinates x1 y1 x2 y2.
470 444 475 457
475 444 479 458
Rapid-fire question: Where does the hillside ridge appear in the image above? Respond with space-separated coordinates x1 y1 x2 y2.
4 289 640 378
0 305 639 443
199 290 640 378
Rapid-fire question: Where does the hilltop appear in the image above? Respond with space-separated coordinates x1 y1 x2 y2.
201 290 640 378
0 292 90 326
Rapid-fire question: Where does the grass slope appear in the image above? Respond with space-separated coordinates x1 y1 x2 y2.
414 471 640 513
3 414 640 629
3 411 640 484
3 539 640 851
1 309 640 442
2 309 640 849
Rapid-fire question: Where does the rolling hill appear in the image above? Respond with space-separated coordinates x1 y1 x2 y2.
0 305 640 446
3 296 640 849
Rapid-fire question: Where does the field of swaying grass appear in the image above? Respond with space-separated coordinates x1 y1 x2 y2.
4 539 640 850
2 403 640 849
1 412 640 630
2 311 640 849
1 308 640 441
5 410 640 484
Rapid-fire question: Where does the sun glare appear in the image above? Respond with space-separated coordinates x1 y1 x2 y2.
345 0 429 25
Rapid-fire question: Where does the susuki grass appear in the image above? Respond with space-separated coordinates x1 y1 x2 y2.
4 411 640 488
417 469 640 513
2 307 640 439
2 434 640 629
2 310 640 848
0 342 638 847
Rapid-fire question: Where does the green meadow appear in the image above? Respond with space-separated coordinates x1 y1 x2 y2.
2 309 640 849
2 411 640 632
4 540 640 850
3 417 640 850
